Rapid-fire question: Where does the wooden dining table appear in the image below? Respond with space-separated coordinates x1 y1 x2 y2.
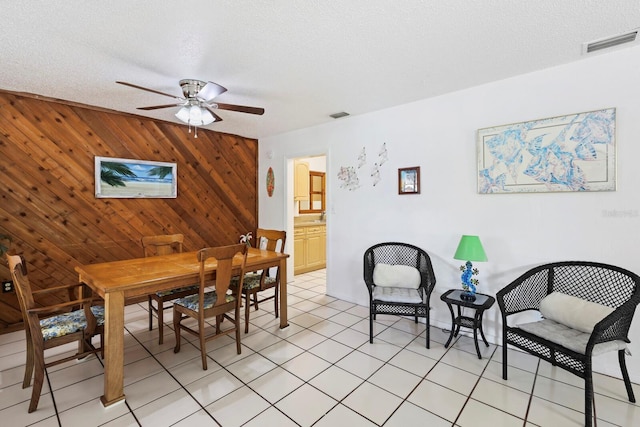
75 246 289 407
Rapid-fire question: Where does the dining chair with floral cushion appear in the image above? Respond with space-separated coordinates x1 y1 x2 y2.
173 244 247 370
231 228 286 333
6 254 104 412
142 234 199 344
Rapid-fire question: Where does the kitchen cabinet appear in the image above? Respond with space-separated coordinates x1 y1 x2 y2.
294 161 309 200
294 224 326 274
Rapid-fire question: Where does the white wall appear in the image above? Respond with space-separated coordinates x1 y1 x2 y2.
258 45 640 380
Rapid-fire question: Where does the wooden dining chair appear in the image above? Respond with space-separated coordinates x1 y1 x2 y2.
142 234 199 344
173 244 247 370
6 254 104 413
231 228 286 333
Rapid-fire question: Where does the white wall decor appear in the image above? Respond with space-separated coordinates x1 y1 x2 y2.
357 147 366 168
477 108 616 194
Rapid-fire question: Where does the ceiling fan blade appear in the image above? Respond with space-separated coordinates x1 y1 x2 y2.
137 103 184 111
203 106 223 123
213 102 265 115
116 81 184 100
198 81 227 101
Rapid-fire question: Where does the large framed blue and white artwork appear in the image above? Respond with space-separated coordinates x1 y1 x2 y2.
477 108 616 194
95 156 177 198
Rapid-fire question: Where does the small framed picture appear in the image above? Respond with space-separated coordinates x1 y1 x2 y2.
398 167 420 195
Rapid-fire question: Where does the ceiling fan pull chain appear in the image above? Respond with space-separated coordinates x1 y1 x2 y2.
194 126 199 138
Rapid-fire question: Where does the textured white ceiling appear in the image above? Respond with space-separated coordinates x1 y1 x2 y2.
1 1 638 139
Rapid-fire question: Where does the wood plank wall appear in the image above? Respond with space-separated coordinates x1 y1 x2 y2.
0 91 258 333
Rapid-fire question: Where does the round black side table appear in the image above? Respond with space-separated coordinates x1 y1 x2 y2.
440 289 495 359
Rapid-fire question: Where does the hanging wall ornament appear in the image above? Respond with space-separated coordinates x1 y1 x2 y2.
357 147 366 168
266 167 275 197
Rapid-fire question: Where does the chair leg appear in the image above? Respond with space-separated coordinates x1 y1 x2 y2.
619 349 636 402
425 309 430 349
274 285 279 318
584 361 594 427
369 305 374 344
235 304 242 354
215 315 221 334
23 337 34 388
29 350 46 413
100 332 104 359
77 333 84 356
148 295 154 331
253 292 259 311
502 328 508 380
173 310 181 354
244 292 251 333
199 317 208 370
157 300 164 345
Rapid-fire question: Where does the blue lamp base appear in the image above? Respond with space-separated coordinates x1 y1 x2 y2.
460 261 478 302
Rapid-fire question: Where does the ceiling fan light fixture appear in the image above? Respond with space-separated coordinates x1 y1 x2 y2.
175 105 216 126
175 106 191 123
200 108 215 125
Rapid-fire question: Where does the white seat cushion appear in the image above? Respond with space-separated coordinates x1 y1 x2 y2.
539 292 614 333
517 319 626 356
373 286 422 304
373 263 421 289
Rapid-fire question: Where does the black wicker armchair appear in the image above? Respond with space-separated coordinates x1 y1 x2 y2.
364 242 437 348
496 261 640 427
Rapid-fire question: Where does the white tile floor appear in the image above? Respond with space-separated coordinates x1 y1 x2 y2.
1 269 639 426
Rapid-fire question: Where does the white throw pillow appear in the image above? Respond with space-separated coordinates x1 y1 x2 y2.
539 292 615 333
373 263 421 289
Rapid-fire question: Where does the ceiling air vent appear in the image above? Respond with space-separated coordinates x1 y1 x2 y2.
330 112 350 119
583 30 638 54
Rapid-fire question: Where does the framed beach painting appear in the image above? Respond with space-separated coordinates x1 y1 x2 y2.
95 156 177 198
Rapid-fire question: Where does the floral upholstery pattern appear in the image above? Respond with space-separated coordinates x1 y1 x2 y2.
91 306 105 326
230 273 276 291
156 285 199 298
39 305 105 342
173 292 236 311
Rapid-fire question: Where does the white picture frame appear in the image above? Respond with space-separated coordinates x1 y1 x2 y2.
477 108 616 194
95 156 177 198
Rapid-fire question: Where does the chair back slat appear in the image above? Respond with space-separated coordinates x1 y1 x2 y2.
197 244 248 307
142 234 184 257
255 228 286 253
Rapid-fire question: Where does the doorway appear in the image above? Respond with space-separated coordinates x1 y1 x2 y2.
288 154 327 279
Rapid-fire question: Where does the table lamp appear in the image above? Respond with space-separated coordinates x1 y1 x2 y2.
453 235 488 301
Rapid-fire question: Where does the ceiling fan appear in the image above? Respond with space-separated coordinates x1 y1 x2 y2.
116 79 264 134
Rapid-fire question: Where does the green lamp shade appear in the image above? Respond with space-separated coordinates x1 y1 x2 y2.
453 235 488 262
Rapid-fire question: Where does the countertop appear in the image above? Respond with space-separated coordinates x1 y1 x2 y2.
294 220 326 227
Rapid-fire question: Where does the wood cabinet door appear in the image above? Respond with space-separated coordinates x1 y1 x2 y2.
294 162 309 200
306 227 325 269
293 233 306 272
